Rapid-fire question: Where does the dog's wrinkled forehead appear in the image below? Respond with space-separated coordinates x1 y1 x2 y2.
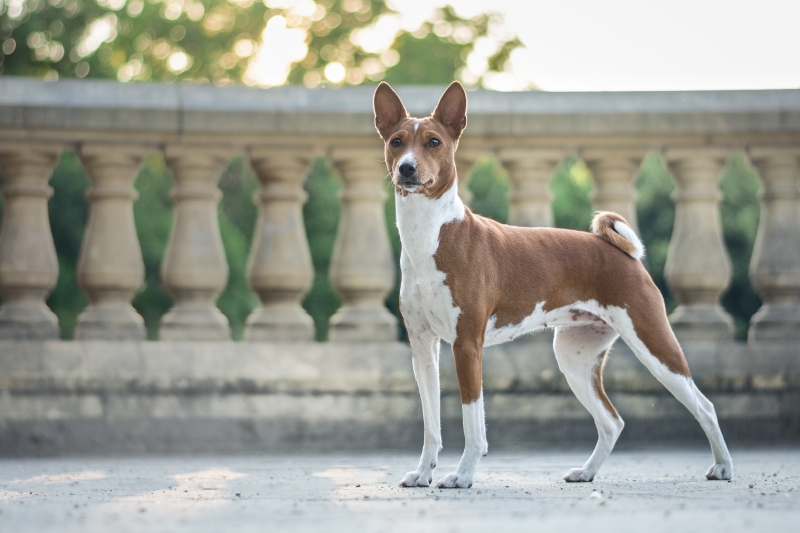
387 118 450 160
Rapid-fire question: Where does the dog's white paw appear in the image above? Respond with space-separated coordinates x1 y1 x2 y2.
563 468 595 482
435 473 472 489
399 470 433 487
705 463 733 480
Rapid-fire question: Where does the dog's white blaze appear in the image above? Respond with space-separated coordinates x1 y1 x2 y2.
613 220 645 259
397 150 416 169
396 180 465 343
413 122 419 134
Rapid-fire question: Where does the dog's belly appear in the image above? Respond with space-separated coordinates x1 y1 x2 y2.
483 300 610 347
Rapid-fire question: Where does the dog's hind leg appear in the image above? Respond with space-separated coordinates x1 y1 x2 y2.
400 330 442 487
554 324 624 482
608 305 733 480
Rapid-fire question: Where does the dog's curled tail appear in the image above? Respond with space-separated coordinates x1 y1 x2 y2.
591 211 645 260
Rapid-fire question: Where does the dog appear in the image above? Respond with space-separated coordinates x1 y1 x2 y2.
373 81 733 489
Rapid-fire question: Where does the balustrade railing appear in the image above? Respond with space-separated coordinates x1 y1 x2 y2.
1 78 799 348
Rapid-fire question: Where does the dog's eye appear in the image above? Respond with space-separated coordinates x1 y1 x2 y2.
391 138 402 147
428 138 440 147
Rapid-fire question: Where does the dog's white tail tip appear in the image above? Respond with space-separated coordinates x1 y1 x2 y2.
613 220 646 260
590 211 646 260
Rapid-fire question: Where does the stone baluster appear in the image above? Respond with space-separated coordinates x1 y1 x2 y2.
584 149 644 230
75 144 148 340
664 148 734 342
455 151 480 204
747 147 800 342
499 148 562 227
160 146 231 340
245 147 315 341
0 143 61 339
328 147 397 341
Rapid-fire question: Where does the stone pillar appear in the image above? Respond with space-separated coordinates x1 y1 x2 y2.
664 148 734 342
245 148 315 341
160 146 231 341
455 151 480 204
584 149 644 231
0 143 61 339
328 147 397 341
747 148 800 342
75 144 147 340
499 148 561 227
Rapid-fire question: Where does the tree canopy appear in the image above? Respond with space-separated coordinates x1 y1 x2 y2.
0 0 525 88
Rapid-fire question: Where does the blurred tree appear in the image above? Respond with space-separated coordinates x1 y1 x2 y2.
466 156 509 223
635 154 677 312
0 0 524 88
302 157 342 340
130 154 173 339
46 150 89 337
718 154 762 338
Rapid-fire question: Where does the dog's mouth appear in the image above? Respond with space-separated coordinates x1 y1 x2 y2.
394 175 430 193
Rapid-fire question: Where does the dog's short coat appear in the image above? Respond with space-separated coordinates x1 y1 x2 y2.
374 81 733 489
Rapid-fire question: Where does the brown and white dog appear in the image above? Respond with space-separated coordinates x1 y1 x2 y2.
374 81 733 489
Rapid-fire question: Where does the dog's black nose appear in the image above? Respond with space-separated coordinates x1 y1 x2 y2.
398 162 417 178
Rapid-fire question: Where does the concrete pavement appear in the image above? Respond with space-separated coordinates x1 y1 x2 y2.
0 448 798 532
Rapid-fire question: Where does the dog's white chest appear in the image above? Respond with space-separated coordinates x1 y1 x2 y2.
396 184 465 344
400 253 461 343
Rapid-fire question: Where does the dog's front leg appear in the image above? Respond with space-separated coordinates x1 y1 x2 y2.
400 331 442 487
436 336 487 489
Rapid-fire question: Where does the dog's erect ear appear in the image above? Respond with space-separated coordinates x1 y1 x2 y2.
432 81 467 140
374 82 408 140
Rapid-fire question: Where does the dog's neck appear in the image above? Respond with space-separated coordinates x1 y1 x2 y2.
395 177 466 266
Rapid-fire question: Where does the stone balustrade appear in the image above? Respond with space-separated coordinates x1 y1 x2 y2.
1 78 799 453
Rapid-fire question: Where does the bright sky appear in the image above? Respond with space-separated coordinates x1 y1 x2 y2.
392 0 800 91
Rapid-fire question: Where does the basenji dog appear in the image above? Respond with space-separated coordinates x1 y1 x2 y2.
374 81 733 488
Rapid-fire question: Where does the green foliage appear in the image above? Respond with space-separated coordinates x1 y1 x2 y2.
467 156 509 223
216 157 259 340
1 1 522 87
131 154 173 338
719 154 762 338
552 157 594 230
635 154 677 312
46 150 88 338
217 213 258 340
301 157 342 340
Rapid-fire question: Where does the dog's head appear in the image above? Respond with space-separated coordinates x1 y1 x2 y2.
373 81 467 198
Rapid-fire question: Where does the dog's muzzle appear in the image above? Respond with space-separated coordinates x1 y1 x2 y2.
397 162 421 189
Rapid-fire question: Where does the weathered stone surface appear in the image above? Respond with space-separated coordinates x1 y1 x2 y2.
3 78 800 139
0 143 61 340
245 147 315 341
0 340 797 455
75 144 148 340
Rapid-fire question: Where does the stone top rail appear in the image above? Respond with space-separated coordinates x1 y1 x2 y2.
2 77 800 143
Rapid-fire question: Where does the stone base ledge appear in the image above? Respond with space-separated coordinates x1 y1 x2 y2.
0 338 797 395
0 339 798 455
0 390 797 455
